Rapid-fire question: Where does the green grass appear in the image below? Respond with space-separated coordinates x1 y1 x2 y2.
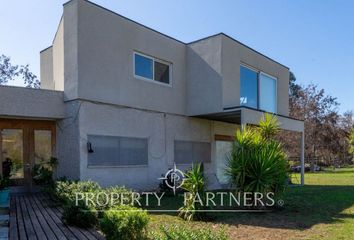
147 167 354 240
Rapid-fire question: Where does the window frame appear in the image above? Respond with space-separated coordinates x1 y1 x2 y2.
133 52 172 87
87 134 149 168
240 63 278 113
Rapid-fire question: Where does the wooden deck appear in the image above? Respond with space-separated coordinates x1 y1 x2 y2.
9 193 105 240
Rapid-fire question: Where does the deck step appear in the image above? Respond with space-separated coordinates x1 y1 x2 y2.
0 227 9 240
0 215 9 227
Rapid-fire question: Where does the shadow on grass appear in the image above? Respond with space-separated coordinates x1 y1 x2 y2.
214 185 354 230
144 185 354 230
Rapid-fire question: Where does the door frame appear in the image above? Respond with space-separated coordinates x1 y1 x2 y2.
0 118 56 191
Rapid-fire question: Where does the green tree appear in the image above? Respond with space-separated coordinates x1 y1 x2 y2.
0 54 40 88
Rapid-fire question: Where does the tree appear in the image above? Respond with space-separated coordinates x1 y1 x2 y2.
286 72 353 168
349 127 354 158
0 54 40 88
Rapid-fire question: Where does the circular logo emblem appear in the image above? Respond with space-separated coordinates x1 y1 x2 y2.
158 164 185 194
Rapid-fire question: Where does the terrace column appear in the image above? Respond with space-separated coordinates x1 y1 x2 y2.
300 131 305 185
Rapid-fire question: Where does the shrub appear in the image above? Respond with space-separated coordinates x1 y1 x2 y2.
32 157 58 186
225 114 289 197
100 205 149 240
150 224 228 240
54 180 134 228
178 164 206 221
62 201 97 228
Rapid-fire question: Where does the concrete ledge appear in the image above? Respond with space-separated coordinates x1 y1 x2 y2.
0 85 65 119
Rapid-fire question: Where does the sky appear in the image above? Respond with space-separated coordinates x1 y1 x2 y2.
0 0 353 113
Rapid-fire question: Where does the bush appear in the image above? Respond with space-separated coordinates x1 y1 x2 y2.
150 224 228 240
100 205 149 240
54 180 134 228
178 164 206 221
62 201 97 228
225 114 289 197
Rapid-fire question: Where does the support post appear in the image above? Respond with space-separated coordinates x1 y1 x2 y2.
300 131 305 186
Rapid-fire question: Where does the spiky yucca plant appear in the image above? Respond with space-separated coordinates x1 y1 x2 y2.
178 164 205 221
225 114 288 196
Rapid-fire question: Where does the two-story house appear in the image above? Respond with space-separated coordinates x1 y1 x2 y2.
0 0 304 192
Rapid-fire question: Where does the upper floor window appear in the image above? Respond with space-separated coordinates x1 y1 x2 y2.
259 73 277 113
134 52 171 85
240 65 258 108
240 65 277 113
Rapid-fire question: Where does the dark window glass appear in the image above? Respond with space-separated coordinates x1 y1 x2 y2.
174 141 211 164
240 66 258 108
135 54 153 79
88 135 148 166
154 61 170 84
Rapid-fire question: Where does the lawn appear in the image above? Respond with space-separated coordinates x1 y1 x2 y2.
148 167 354 240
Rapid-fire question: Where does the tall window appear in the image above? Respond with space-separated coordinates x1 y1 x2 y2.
134 52 171 85
259 73 277 113
240 65 277 113
240 65 258 108
174 141 211 164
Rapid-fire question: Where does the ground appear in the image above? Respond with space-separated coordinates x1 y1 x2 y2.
147 167 354 240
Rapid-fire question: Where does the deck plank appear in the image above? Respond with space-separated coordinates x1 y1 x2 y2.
31 194 77 240
10 193 103 240
19 196 37 240
9 196 18 240
23 196 47 240
26 195 57 240
28 195 66 240
15 196 27 240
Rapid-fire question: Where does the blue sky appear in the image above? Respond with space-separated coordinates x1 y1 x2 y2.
0 0 353 113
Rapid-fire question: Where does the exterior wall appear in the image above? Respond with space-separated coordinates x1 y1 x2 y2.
77 100 238 190
187 36 223 116
40 47 54 90
56 101 81 179
66 0 187 115
0 86 65 119
222 35 290 116
53 18 65 91
63 1 79 100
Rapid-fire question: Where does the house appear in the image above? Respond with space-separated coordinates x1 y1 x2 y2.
0 0 304 191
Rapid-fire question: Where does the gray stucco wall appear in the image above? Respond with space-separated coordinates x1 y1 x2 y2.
222 35 290 116
67 0 187 115
56 100 81 180
53 18 65 91
187 36 223 116
40 47 54 90
0 86 65 119
77 100 238 190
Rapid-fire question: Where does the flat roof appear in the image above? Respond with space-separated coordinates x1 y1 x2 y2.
60 0 289 69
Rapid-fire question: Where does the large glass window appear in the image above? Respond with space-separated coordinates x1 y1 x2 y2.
134 52 171 85
259 73 277 113
240 66 258 108
87 135 148 167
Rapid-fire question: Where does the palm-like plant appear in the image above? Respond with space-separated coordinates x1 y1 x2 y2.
225 114 289 197
178 164 205 221
258 113 280 140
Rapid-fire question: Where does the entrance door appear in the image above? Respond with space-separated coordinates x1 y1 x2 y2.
0 119 56 192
